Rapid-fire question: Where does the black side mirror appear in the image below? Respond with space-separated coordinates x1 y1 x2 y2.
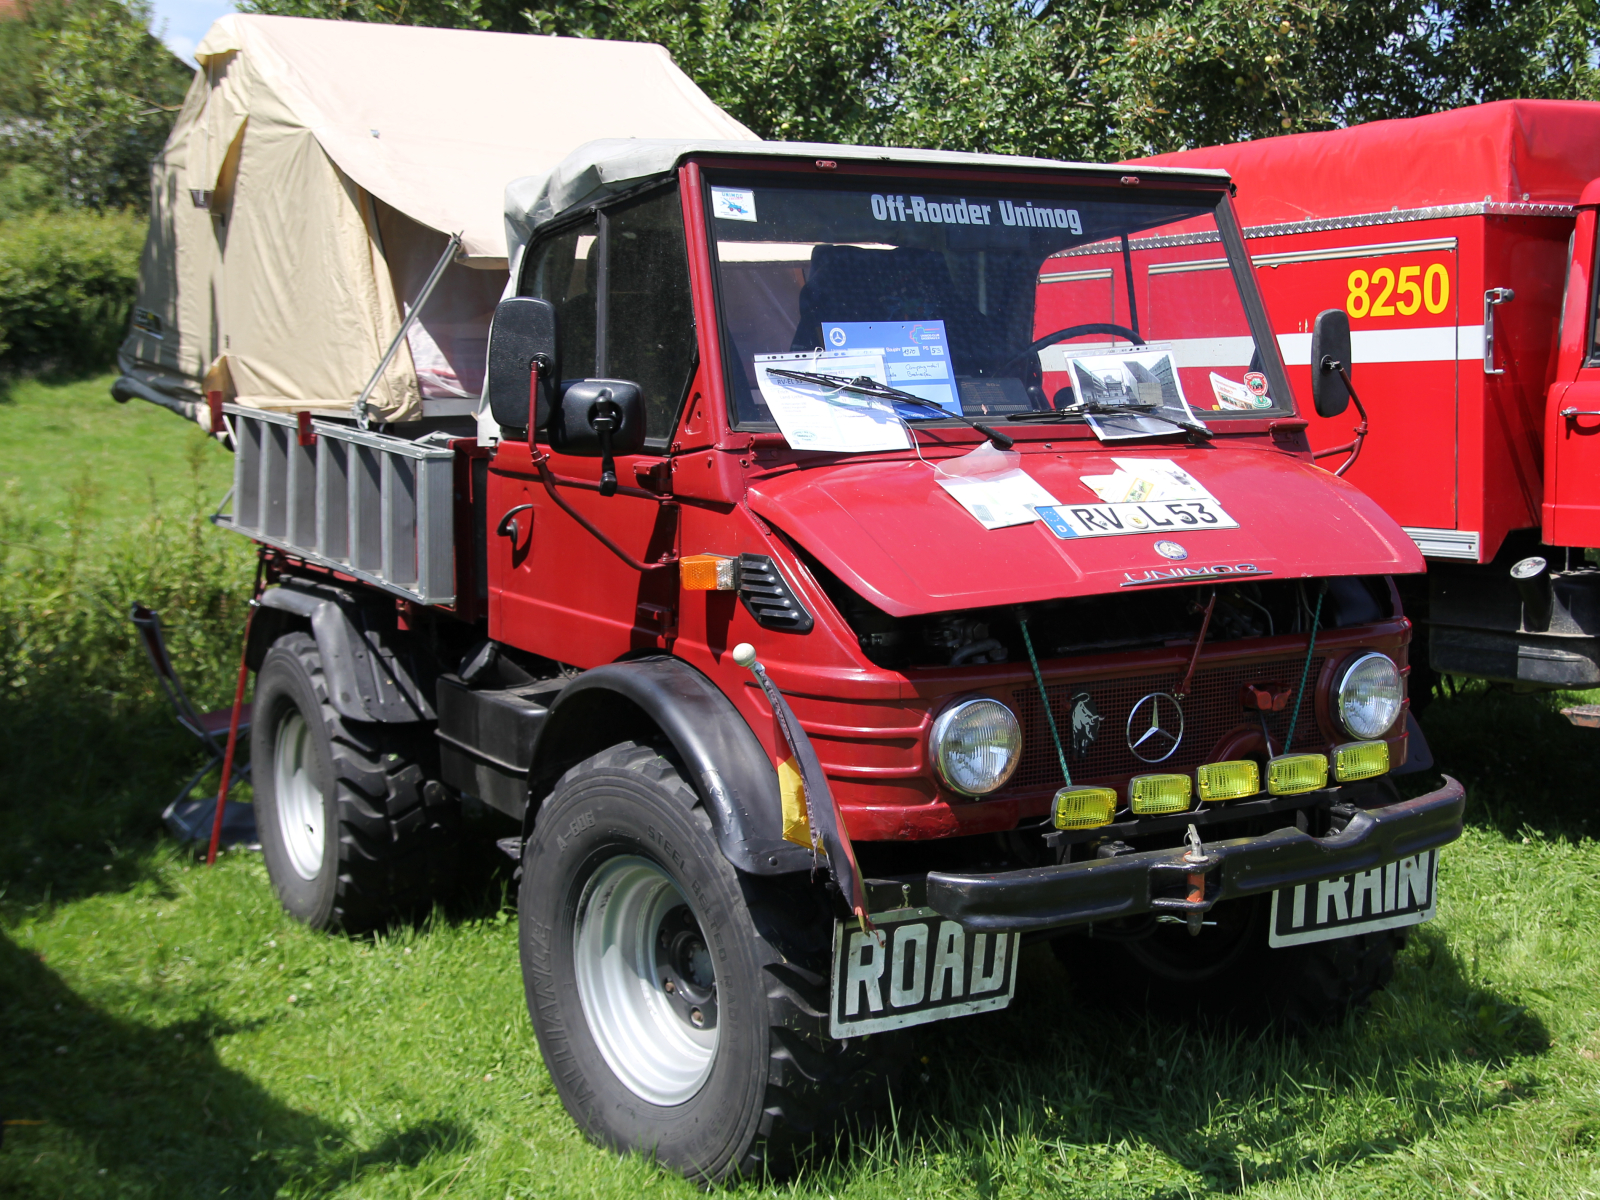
486 296 557 434
1308 308 1352 419
550 379 646 497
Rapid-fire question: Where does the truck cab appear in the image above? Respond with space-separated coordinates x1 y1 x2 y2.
217 141 1463 1181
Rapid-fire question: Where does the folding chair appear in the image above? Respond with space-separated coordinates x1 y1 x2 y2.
131 604 258 848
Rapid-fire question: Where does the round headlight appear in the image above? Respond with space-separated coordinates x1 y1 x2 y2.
932 698 1022 796
1336 652 1403 739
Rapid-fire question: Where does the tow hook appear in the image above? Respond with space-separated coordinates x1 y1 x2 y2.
1182 825 1208 936
1146 823 1220 935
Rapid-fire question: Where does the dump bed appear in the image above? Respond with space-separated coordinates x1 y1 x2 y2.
1137 101 1600 564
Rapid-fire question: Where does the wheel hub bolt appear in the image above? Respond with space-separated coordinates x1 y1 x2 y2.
690 1008 704 1027
663 979 675 993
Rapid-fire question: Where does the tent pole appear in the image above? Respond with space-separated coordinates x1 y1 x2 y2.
355 231 462 429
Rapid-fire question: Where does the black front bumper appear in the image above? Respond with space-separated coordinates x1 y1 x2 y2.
926 776 1465 934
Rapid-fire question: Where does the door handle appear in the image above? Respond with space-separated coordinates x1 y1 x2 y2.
1484 287 1515 376
1561 407 1600 417
496 503 534 543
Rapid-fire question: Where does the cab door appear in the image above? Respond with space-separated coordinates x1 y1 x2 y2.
487 184 696 664
1544 189 1600 547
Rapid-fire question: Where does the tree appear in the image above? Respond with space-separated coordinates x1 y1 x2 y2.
0 0 191 211
234 0 1600 158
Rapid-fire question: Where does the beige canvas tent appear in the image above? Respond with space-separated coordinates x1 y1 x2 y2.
115 15 754 426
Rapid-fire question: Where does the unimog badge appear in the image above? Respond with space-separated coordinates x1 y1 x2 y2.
1069 692 1103 756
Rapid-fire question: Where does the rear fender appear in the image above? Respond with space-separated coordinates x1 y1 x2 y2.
524 657 813 875
255 582 435 723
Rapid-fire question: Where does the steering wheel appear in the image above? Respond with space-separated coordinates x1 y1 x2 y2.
995 322 1145 378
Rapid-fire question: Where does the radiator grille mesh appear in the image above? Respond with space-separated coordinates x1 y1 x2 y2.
1009 656 1326 792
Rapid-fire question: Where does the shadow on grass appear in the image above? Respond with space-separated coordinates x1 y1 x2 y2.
0 932 474 1199
1409 680 1600 840
822 927 1552 1195
0 705 232 917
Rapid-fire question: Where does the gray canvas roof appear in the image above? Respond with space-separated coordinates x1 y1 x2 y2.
503 137 1234 267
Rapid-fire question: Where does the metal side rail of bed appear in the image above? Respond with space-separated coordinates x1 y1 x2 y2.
216 404 457 605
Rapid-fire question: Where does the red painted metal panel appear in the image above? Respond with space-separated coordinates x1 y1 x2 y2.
1135 100 1600 224
1245 223 1464 530
1545 206 1600 545
486 440 680 664
745 442 1420 617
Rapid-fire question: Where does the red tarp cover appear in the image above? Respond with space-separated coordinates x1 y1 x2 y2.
1131 100 1600 226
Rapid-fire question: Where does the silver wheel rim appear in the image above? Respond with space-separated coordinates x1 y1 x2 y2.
273 710 324 880
573 855 718 1106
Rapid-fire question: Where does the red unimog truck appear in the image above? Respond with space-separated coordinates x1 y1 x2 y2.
1137 102 1600 716
118 19 1465 1182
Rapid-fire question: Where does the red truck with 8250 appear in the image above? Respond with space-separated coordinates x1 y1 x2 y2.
192 138 1461 1180
1143 101 1600 720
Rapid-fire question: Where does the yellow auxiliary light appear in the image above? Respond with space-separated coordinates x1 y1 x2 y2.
680 553 738 591
1334 740 1390 783
1196 759 1260 802
1052 786 1117 830
1129 774 1192 814
1267 753 1329 795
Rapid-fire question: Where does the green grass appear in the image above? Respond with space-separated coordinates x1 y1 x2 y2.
6 378 1600 1197
0 371 234 549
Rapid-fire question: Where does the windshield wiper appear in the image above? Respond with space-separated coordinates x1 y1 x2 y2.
1011 403 1212 439
766 369 1014 450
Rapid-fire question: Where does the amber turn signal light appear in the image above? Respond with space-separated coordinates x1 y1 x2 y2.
1052 786 1117 830
681 554 738 591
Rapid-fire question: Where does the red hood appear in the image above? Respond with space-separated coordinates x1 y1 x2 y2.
746 443 1421 618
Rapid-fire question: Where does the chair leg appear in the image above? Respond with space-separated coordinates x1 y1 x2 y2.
162 754 223 842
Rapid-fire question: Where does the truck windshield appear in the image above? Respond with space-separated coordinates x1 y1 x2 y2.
705 174 1289 431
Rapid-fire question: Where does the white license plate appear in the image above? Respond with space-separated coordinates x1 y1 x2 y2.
1036 498 1239 540
1268 850 1440 948
829 908 1021 1038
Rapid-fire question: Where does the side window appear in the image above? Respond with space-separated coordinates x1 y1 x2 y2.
605 188 697 441
527 220 598 384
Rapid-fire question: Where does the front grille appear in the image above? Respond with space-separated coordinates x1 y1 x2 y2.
1010 656 1325 791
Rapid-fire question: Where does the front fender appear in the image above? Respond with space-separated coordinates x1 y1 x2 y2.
526 656 814 875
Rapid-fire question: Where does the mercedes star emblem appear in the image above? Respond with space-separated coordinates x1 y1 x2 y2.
1126 692 1185 763
1154 540 1188 560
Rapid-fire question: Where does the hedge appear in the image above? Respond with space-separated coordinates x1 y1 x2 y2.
0 207 144 373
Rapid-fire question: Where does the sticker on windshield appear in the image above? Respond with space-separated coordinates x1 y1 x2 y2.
820 320 958 415
711 187 758 223
1209 372 1257 411
1054 347 1206 441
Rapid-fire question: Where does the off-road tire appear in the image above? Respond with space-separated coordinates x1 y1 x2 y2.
1053 892 1401 1030
252 632 458 932
519 741 904 1182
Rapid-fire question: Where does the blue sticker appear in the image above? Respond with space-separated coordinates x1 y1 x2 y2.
820 320 960 415
1037 506 1080 539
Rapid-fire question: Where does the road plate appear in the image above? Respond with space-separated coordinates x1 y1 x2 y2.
829 907 1021 1038
1268 850 1440 948
1037 498 1239 540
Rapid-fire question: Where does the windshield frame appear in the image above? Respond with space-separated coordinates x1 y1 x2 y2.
692 157 1296 438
